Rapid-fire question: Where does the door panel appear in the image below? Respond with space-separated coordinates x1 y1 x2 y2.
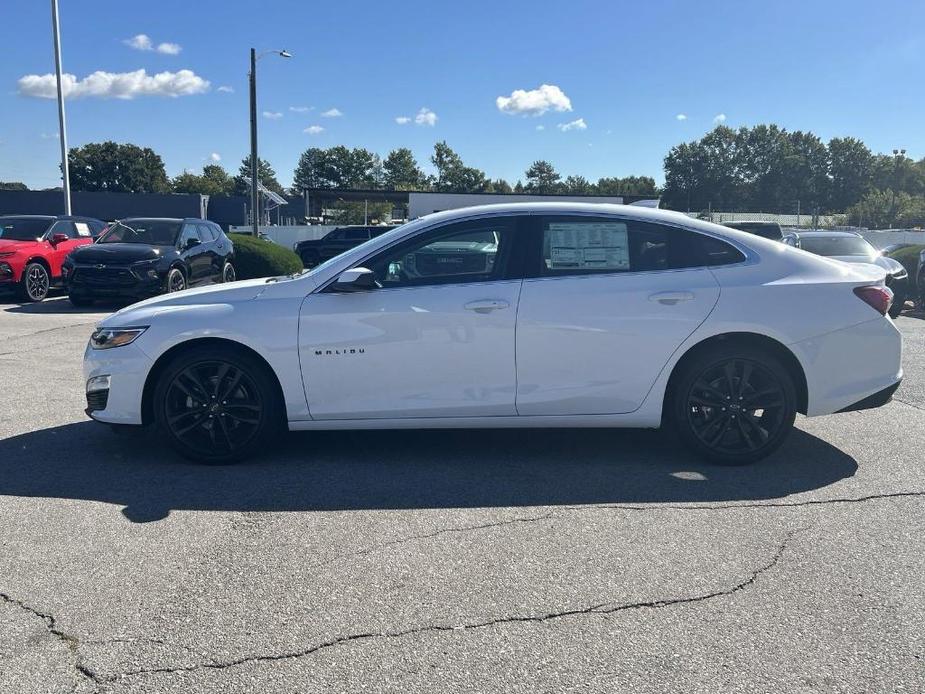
300 280 521 419
516 270 719 415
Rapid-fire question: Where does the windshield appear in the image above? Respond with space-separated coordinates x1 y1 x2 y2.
99 220 181 246
0 217 52 241
799 236 876 259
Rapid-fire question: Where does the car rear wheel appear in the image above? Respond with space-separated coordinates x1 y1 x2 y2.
670 345 797 465
166 268 186 293
153 346 283 463
888 286 905 318
221 261 236 283
19 262 50 302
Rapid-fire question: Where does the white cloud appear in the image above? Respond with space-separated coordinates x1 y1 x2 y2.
124 34 152 51
713 113 727 124
262 111 283 119
289 105 312 112
217 85 234 93
40 132 60 139
209 152 221 162
124 34 182 54
535 124 545 131
496 84 572 116
395 116 411 125
320 107 342 117
676 113 687 121
304 125 324 135
557 117 587 132
17 69 210 100
414 107 438 126
156 42 182 55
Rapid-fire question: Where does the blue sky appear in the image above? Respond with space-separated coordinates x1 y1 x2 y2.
2 0 923 190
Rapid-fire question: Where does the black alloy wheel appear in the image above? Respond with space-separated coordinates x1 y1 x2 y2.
21 263 50 302
154 347 282 463
167 268 186 293
222 262 236 283
672 348 796 465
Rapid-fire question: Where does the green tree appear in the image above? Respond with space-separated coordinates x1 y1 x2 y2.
525 160 561 193
430 141 488 192
293 148 328 190
0 181 28 190
596 176 658 196
234 155 284 196
171 164 234 196
327 200 393 225
488 178 513 194
848 188 911 228
826 137 873 211
68 141 170 193
383 148 426 190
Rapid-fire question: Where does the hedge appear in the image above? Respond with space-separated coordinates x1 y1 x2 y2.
229 234 303 279
886 244 925 279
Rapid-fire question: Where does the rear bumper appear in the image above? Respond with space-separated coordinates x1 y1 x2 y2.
836 379 901 413
792 316 903 416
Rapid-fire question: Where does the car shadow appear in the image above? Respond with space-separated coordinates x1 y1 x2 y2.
0 422 857 523
2 296 125 315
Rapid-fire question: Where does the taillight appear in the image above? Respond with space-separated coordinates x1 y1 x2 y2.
853 286 893 316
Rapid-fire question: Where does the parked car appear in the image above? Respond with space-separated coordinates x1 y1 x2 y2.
83 203 902 466
63 218 235 306
721 221 784 241
0 215 106 301
294 225 396 268
782 230 909 317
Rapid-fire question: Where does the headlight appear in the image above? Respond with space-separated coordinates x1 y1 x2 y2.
90 327 148 350
131 259 161 279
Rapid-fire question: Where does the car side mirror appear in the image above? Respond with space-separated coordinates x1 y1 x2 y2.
184 238 201 250
50 233 69 245
332 267 377 292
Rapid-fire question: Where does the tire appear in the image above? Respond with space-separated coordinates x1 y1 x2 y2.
153 345 283 464
166 267 186 293
300 251 319 268
221 261 236 283
69 294 94 308
669 344 797 465
19 262 50 302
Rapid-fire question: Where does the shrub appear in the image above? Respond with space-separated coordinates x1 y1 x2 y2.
887 244 925 278
229 233 303 279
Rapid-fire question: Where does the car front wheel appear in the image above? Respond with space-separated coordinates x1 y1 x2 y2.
670 345 797 465
153 346 283 463
166 268 186 293
221 261 236 283
20 262 50 302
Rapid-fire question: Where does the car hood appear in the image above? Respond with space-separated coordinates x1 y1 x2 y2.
69 243 168 263
100 277 274 327
0 238 42 254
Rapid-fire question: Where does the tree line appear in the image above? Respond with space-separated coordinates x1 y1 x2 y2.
662 125 925 226
4 126 922 228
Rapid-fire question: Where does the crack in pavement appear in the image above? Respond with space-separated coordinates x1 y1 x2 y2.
5 322 97 343
0 590 99 690
574 490 925 513
92 527 805 682
894 397 925 412
309 511 557 571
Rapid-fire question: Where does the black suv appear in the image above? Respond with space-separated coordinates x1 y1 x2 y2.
294 225 396 268
63 218 235 306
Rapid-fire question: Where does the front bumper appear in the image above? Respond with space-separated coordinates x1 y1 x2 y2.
66 265 164 299
83 340 153 425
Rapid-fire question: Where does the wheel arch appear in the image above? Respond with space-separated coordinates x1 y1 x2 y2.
662 331 808 423
140 337 286 426
23 255 53 278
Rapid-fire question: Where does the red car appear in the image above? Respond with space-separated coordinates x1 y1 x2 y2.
0 215 106 301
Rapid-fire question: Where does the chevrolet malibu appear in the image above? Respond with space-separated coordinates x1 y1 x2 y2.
83 203 903 465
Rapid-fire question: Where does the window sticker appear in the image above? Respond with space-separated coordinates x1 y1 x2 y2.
545 222 629 270
74 222 91 237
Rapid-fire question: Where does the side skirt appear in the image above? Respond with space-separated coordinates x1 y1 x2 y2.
288 412 662 431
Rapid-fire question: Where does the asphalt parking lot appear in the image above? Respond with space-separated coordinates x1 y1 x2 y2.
1 293 923 693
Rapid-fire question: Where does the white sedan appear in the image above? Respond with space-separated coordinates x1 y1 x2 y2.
83 203 902 465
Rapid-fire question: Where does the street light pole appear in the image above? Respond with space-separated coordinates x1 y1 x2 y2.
51 0 71 215
249 48 259 236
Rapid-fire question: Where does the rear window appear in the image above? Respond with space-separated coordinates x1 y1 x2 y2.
798 236 876 259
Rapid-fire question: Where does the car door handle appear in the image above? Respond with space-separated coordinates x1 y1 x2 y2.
464 299 510 313
648 291 695 305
